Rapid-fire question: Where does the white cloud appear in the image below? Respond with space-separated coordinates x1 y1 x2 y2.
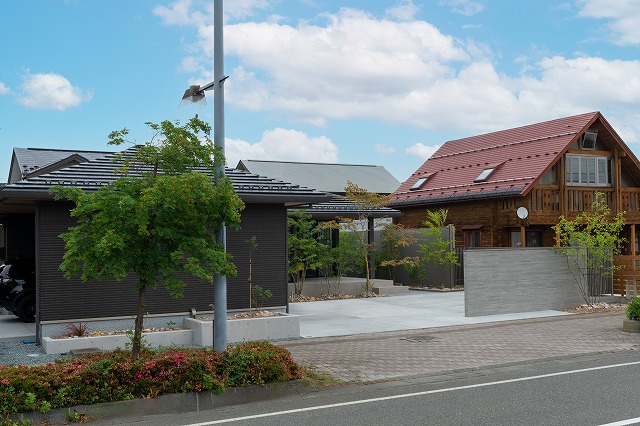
157 2 640 141
0 82 9 95
438 0 486 16
577 0 640 45
385 1 420 22
154 0 269 25
375 144 396 154
17 72 92 111
225 128 338 166
406 143 441 159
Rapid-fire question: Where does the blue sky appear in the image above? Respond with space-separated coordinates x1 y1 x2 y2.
2 0 640 183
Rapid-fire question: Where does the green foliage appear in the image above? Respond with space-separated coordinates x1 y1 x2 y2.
51 117 245 355
554 192 626 305
0 343 303 419
336 182 392 294
378 223 419 283
626 296 640 321
223 341 303 387
288 209 323 295
419 209 458 270
251 285 272 310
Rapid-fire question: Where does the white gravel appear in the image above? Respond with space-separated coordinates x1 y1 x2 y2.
0 340 72 367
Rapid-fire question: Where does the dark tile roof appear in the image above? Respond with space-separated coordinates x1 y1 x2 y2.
236 159 401 194
393 111 640 207
302 195 402 220
9 147 112 183
1 147 331 206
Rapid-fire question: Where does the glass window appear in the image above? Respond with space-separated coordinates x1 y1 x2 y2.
465 231 481 248
474 168 495 182
410 177 428 190
526 231 542 247
565 154 613 186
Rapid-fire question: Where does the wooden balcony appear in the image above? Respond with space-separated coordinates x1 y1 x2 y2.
501 187 640 222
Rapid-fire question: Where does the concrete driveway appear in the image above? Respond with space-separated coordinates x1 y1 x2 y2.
288 290 570 338
0 308 36 342
0 291 570 342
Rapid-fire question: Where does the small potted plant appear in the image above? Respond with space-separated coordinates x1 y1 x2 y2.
623 296 640 333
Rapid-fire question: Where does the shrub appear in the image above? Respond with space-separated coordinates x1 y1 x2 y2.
0 342 303 421
626 296 640 321
223 341 303 387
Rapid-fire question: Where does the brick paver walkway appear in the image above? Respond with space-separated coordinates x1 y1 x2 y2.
279 311 638 381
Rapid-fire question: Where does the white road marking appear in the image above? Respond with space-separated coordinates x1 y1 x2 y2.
183 360 640 425
598 418 640 426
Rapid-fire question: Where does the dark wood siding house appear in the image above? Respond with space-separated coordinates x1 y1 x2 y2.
393 112 640 251
0 147 330 339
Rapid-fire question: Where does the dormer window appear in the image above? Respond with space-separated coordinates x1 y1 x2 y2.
580 131 597 150
409 172 434 190
474 167 495 183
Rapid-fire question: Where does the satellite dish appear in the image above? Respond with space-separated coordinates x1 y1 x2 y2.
517 207 529 219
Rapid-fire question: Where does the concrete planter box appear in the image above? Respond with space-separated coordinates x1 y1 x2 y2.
41 314 300 354
42 329 193 355
623 319 640 333
185 314 300 346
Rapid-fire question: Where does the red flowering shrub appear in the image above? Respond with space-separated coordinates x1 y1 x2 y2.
0 342 303 420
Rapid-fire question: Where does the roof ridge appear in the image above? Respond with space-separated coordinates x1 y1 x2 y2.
243 159 381 168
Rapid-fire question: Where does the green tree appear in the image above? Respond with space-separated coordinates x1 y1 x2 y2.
418 209 459 287
52 117 244 356
554 192 626 305
322 182 391 295
288 209 323 295
378 223 419 284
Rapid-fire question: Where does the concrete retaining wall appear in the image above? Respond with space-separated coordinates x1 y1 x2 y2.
464 248 584 316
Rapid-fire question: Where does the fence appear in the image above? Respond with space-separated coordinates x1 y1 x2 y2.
385 226 461 288
613 255 640 297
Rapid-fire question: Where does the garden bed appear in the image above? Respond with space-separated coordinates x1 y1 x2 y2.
41 314 300 355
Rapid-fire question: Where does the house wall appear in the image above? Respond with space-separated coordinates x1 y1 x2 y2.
464 248 584 316
35 201 288 327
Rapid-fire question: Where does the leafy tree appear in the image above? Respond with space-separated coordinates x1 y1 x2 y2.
554 192 626 305
322 182 391 295
378 223 419 284
418 209 459 287
288 209 323 295
52 117 244 356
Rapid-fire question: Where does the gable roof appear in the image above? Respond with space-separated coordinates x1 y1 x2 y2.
0 147 331 206
236 159 401 194
8 147 112 184
393 111 640 207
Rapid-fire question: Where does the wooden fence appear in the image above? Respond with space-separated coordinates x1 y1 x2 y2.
613 255 640 297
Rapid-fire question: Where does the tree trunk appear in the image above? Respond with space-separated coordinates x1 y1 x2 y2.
132 284 147 356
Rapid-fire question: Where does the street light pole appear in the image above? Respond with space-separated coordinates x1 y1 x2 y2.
180 0 229 352
212 0 227 352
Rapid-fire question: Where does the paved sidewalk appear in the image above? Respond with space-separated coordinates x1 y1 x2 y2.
279 311 638 381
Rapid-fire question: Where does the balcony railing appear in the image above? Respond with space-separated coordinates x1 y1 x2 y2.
502 187 640 213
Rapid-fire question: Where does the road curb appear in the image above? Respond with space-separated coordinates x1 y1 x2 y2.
13 379 314 425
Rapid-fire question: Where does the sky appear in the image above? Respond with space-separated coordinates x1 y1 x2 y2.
1 0 640 184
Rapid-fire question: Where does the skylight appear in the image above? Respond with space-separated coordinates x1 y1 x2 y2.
409 173 433 190
474 167 495 183
410 177 428 190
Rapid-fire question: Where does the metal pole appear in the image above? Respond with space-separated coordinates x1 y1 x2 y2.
213 0 227 352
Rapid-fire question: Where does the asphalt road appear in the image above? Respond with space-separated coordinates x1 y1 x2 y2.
89 350 640 426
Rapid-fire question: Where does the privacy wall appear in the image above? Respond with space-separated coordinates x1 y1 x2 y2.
464 248 584 316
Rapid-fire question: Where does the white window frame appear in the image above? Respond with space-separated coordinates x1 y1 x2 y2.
565 154 612 187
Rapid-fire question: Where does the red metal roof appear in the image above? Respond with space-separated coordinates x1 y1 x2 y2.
394 112 601 206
